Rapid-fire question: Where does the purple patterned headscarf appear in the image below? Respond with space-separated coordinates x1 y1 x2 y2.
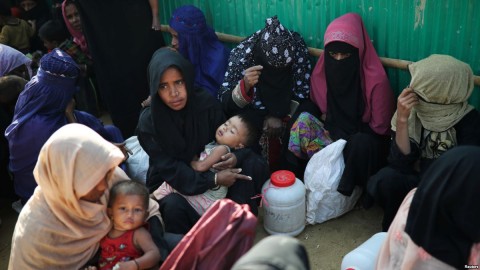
219 16 311 116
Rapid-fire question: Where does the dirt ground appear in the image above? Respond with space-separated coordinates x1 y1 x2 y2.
1 195 383 270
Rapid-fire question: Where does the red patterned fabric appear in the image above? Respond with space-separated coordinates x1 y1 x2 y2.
99 229 142 270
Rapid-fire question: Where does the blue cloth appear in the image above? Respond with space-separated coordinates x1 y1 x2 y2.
169 5 229 97
5 49 122 202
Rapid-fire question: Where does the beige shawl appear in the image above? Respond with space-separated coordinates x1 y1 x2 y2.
391 54 474 145
8 124 159 269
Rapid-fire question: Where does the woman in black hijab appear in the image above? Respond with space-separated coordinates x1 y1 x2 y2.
137 48 268 234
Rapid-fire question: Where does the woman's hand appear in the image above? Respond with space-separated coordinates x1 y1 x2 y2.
212 153 237 171
216 168 252 187
151 16 161 31
243 65 263 93
65 99 77 123
141 96 152 108
395 87 419 155
396 87 418 123
263 116 283 138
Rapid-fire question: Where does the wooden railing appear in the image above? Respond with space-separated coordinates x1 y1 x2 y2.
160 25 480 86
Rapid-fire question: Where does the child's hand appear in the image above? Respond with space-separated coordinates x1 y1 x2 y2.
112 260 138 270
83 266 97 270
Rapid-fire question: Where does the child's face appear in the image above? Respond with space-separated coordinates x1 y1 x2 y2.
42 39 57 51
108 194 147 232
20 0 37 11
215 116 247 149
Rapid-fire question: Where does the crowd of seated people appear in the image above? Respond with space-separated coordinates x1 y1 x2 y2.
2 3 479 269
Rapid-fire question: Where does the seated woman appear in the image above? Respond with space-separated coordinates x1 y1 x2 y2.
137 48 268 234
306 13 394 192
218 16 311 169
376 146 480 269
0 43 33 79
5 48 123 209
168 5 229 98
367 54 480 231
8 124 163 269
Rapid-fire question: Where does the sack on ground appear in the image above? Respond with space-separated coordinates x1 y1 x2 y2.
304 139 361 224
124 136 149 183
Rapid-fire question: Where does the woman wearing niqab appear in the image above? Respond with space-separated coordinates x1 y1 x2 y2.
308 13 394 195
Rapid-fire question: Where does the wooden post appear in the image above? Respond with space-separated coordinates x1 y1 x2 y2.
161 25 480 86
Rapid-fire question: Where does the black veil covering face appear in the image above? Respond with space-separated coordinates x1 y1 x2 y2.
76 0 165 137
324 41 364 140
405 146 480 269
253 42 293 118
219 15 311 118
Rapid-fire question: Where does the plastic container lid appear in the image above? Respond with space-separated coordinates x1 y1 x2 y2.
270 170 296 187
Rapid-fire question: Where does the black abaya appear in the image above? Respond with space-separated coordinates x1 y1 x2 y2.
77 0 165 137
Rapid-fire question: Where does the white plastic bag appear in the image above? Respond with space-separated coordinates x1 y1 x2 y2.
124 136 149 183
304 139 362 224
